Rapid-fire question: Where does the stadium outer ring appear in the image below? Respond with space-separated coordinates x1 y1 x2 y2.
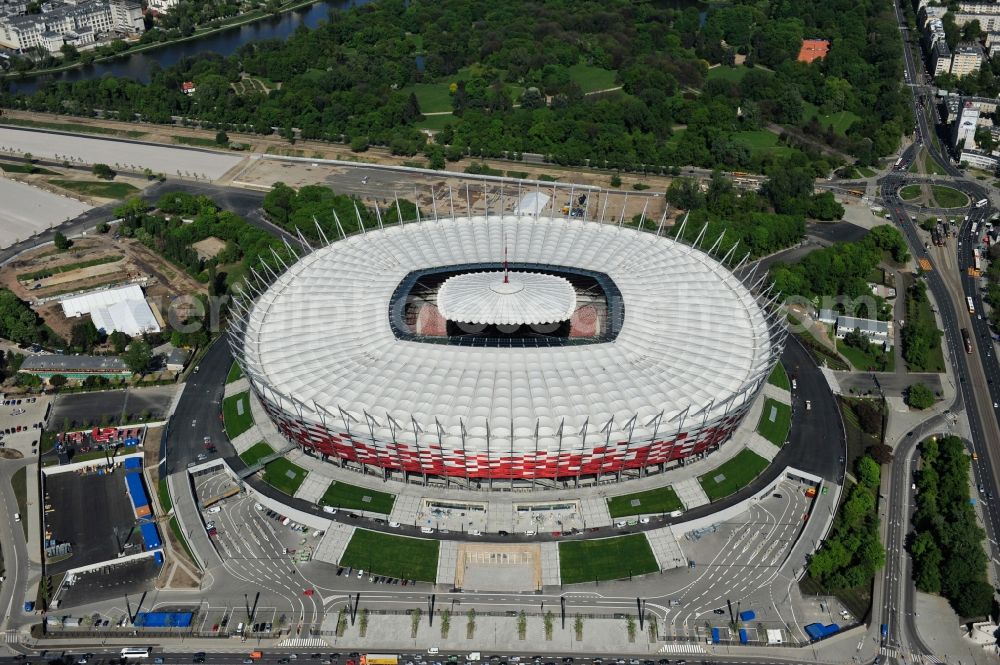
227 213 785 488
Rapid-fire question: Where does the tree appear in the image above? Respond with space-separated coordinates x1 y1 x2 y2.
215 130 229 146
866 443 894 465
48 374 67 388
610 173 622 188
109 330 130 354
906 382 935 409
53 231 71 251
92 163 116 180
70 320 103 352
123 339 153 374
96 222 111 234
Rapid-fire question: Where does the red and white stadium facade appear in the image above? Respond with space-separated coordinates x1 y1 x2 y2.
229 209 785 485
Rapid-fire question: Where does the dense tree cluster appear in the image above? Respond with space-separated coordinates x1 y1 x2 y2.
0 289 62 347
906 382 936 409
808 456 885 589
901 280 943 371
771 225 908 302
2 0 911 172
666 172 806 260
910 436 993 618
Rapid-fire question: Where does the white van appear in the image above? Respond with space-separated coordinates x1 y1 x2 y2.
427 648 440 655
236 622 245 634
420 526 434 534
13 513 20 522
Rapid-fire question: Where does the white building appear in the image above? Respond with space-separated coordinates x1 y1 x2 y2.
61 284 160 337
0 0 142 52
835 316 892 347
960 149 999 171
953 101 980 152
145 0 176 14
109 0 142 32
951 43 983 78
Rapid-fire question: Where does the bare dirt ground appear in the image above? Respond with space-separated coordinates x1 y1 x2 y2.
192 236 227 260
0 235 206 340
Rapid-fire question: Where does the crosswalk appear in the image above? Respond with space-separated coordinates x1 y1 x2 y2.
878 646 898 658
656 644 706 654
277 637 329 648
4 629 20 644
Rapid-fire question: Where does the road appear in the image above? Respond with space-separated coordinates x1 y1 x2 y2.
0 459 35 638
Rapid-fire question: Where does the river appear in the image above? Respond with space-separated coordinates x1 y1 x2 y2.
4 0 366 95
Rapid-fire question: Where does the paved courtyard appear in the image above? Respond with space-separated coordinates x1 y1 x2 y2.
0 176 90 249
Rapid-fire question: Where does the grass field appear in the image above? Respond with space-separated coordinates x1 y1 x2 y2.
339 529 439 581
262 457 307 495
222 391 254 439
856 166 876 177
802 102 860 135
169 516 196 565
225 362 243 384
898 184 921 200
17 255 122 282
0 161 59 175
12 467 27 540
837 339 895 372
925 157 947 176
606 486 683 518
157 477 172 514
732 130 795 158
415 113 456 131
930 185 969 209
767 362 790 391
756 398 792 446
402 82 454 114
48 179 139 199
174 135 223 148
567 63 617 92
320 480 396 514
706 65 751 83
0 117 146 138
239 441 274 467
559 534 659 584
699 449 770 501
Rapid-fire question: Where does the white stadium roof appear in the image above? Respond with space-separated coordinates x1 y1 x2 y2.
437 271 577 325
239 216 776 451
61 284 160 336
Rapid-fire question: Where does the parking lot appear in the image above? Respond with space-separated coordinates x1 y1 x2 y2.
49 385 178 430
55 556 161 607
0 392 49 457
43 467 147 575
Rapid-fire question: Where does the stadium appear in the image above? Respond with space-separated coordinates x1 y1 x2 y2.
229 207 785 488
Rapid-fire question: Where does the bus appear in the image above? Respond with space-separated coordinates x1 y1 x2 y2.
971 222 979 237
120 647 152 659
968 296 976 314
361 656 400 665
976 198 989 208
962 328 973 354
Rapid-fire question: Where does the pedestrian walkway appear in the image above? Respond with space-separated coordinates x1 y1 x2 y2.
293 471 328 503
230 427 261 455
672 477 710 509
540 542 560 586
224 377 249 398
436 540 459 586
312 522 355 566
645 527 686 571
745 433 781 461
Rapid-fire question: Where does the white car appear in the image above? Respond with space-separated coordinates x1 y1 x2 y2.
639 517 650 524
254 502 264 511
357 569 365 578
207 506 222 514
468 529 481 536
420 526 434 534
524 530 536 536
322 506 337 514
388 521 401 528
615 520 627 528
805 400 812 411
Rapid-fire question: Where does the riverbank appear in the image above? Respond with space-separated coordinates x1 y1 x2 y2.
0 0 325 86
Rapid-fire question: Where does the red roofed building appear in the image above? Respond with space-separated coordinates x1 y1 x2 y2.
181 81 196 95
797 39 830 63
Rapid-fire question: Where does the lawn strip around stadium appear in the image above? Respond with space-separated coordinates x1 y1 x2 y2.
261 457 308 495
319 480 396 514
756 398 792 446
698 449 770 501
339 529 440 581
239 441 274 466
606 486 683 518
559 534 659 584
222 391 253 439
767 362 790 391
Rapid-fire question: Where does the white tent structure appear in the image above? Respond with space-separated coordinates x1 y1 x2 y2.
513 192 550 215
61 284 160 336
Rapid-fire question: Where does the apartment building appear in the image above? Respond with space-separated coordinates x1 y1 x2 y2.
0 0 142 52
951 43 984 77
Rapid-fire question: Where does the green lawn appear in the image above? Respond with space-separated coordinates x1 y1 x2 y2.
415 113 456 131
225 362 244 384
174 135 223 148
157 477 172 514
262 457 307 495
732 131 795 158
856 166 877 177
48 179 139 199
925 157 947 176
222 391 254 439
767 362 790 391
567 63 617 92
706 65 751 83
699 449 770 501
930 185 969 209
756 398 792 446
320 480 396 514
559 534 659 584
837 339 895 372
0 117 146 138
606 486 683 518
0 161 58 175
339 529 439 581
239 441 274 467
12 467 27 540
898 184 921 200
401 82 454 114
801 102 860 135
905 285 945 373
169 516 196 564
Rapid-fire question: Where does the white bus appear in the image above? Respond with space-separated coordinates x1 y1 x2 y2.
972 222 979 237
120 647 152 659
968 296 976 315
976 198 988 208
